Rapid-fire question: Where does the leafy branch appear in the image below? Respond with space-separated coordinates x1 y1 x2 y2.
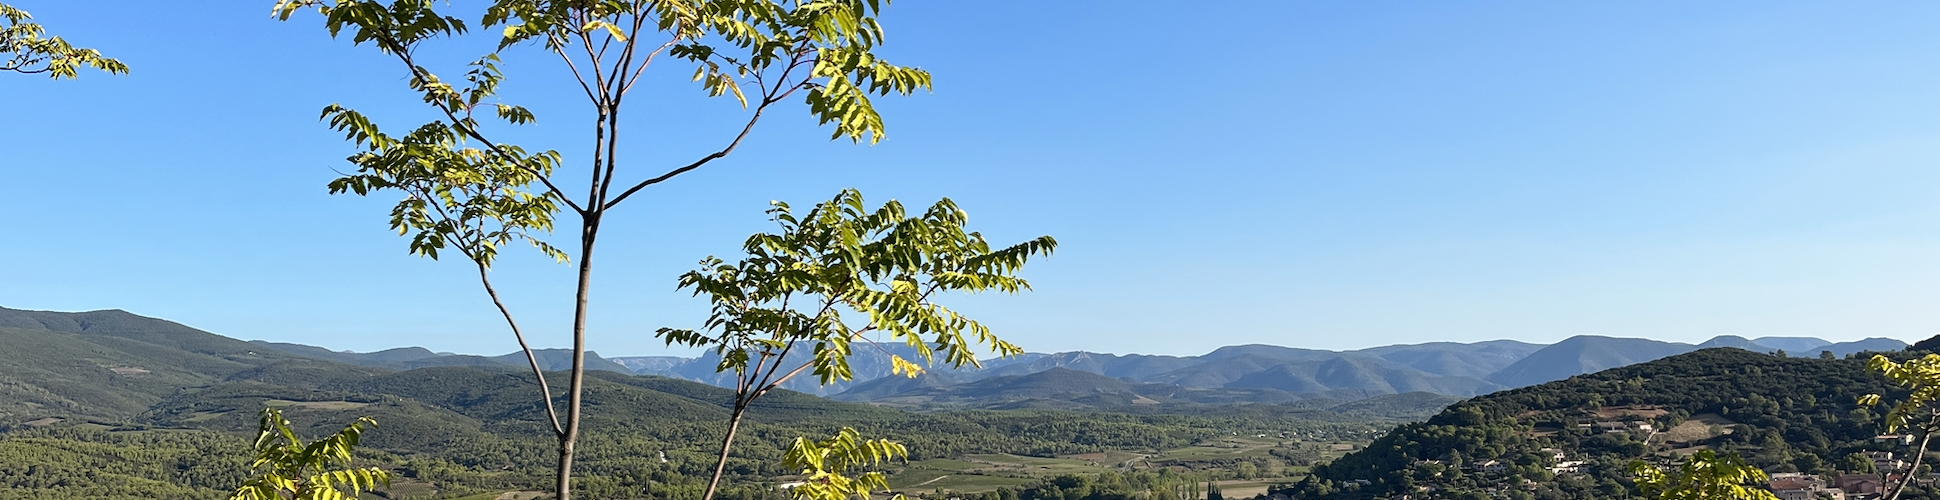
659 189 1055 500
0 3 126 78
229 408 392 500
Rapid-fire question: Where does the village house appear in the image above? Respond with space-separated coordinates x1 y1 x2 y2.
1770 473 1846 500
1868 451 1906 473
1876 435 1915 446
1837 474 1884 495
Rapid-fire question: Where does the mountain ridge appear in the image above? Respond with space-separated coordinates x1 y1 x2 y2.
0 305 1913 410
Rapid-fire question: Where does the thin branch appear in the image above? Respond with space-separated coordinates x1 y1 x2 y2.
476 260 568 436
547 32 602 103
372 35 587 215
621 35 679 95
748 339 802 405
604 38 818 210
604 98 772 209
405 178 567 437
574 22 611 97
754 358 818 400
603 19 634 99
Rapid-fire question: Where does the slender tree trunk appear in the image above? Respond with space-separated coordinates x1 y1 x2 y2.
557 213 600 500
1887 414 1939 500
702 407 750 500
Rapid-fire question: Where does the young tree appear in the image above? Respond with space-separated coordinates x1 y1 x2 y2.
1860 353 1940 500
275 1 932 498
1628 450 1779 500
658 189 1055 499
780 427 909 500
1 2 126 78
230 408 392 500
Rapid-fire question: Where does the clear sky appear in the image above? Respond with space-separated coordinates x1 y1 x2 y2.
7 1 1940 357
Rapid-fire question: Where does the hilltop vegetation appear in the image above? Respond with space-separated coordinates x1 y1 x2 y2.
1293 348 1930 500
0 306 1417 499
20 304 1928 500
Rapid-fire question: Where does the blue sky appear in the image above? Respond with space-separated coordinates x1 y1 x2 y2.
7 1 1940 357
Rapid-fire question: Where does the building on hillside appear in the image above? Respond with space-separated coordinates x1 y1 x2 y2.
1868 451 1907 472
1837 474 1884 495
1540 448 1567 462
1876 435 1915 446
1476 460 1508 474
1770 473 1845 500
1549 460 1585 475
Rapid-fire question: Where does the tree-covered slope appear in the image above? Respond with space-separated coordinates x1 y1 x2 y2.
0 310 320 424
1296 348 1918 500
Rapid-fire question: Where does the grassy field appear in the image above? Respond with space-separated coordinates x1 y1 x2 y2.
1147 436 1286 464
1206 478 1300 499
888 455 1117 493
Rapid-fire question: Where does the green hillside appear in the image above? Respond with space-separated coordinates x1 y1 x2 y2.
1292 347 1927 500
0 306 1415 499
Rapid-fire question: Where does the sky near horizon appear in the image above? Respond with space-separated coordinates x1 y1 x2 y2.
7 1 1940 357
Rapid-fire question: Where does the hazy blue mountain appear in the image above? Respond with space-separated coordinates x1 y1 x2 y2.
1144 353 1315 387
1819 337 1908 357
1695 335 1777 352
489 349 631 373
831 334 1897 406
247 340 632 373
1198 344 1346 363
1484 335 1698 387
667 342 1031 396
1750 336 1832 352
610 355 688 376
1349 340 1545 378
1224 356 1504 397
248 341 442 365
966 351 1200 381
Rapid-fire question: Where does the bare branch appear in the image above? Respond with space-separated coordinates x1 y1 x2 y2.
476 260 568 437
605 100 770 209
548 32 602 103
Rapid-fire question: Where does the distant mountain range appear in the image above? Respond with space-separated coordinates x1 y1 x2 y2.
217 310 1911 409
796 335 1899 409
246 340 635 373
0 303 1906 412
0 305 1460 432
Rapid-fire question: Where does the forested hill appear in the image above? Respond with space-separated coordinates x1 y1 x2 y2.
0 304 1430 499
1295 348 1923 500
